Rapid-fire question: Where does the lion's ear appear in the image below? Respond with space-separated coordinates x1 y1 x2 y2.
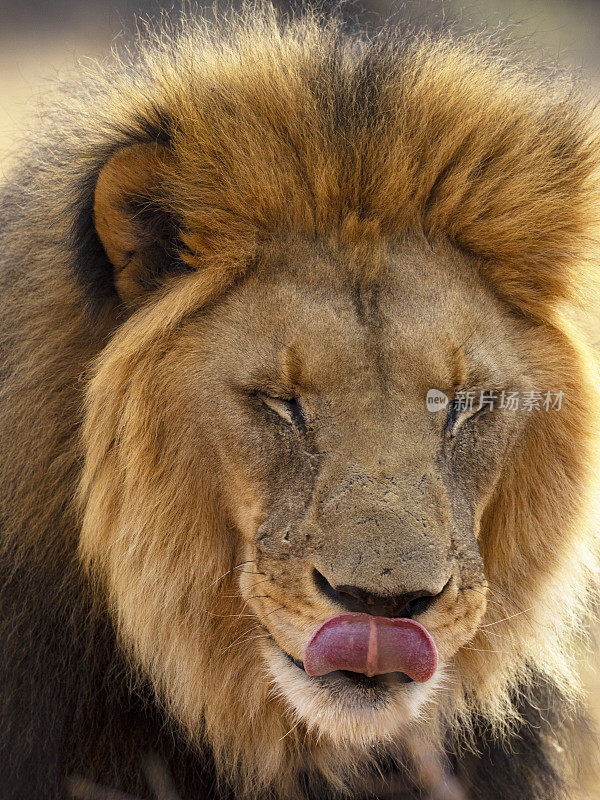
94 142 184 303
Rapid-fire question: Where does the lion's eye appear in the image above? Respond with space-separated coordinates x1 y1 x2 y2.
261 395 305 428
445 395 489 438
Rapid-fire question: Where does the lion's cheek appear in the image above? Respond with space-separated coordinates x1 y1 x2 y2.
242 579 323 660
420 585 488 662
221 468 267 544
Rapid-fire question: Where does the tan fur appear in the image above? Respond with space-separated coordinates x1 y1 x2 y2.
79 237 600 796
78 9 600 798
3 5 600 799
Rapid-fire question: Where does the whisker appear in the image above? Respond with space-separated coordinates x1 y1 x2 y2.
244 578 275 590
260 605 286 619
221 633 271 655
279 718 303 742
485 584 537 631
480 608 533 628
464 587 506 609
480 629 506 639
465 585 525 617
206 561 258 589
486 581 531 611
220 624 263 652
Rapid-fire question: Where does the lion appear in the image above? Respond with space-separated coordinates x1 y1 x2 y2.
1 6 600 800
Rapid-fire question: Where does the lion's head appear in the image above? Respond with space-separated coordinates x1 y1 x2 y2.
76 10 600 798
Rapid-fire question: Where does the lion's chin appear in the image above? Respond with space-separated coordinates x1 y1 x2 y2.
263 641 444 746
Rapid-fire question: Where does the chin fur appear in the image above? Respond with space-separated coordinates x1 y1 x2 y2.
263 640 446 746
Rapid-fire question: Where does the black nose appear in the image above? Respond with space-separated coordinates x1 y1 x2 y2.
312 568 445 619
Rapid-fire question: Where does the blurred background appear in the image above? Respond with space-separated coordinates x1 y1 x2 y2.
0 0 599 719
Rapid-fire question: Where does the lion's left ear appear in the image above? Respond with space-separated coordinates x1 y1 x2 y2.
94 142 183 302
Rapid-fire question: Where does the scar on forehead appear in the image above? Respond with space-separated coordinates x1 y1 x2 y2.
449 341 468 390
281 340 305 388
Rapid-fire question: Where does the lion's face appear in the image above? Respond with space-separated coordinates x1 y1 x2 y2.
163 235 530 741
75 20 600 795
80 198 599 785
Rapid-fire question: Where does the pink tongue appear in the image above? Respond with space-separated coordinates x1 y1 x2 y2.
303 612 438 683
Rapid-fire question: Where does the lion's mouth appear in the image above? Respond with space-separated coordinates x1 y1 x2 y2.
276 611 436 695
283 650 413 690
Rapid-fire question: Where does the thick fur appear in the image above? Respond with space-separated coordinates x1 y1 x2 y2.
1 6 600 800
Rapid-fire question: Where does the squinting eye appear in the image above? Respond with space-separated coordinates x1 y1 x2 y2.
445 396 488 438
261 395 306 429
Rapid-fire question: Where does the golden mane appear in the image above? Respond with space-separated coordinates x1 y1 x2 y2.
87 8 600 318
76 7 600 796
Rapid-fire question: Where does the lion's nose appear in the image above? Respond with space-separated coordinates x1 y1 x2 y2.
312 568 447 619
